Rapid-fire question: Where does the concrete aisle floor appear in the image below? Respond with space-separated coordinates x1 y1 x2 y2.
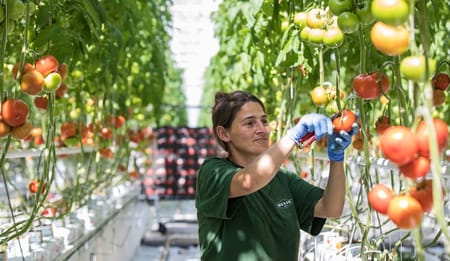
132 199 200 261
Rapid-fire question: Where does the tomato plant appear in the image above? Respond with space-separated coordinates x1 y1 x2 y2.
371 0 409 26
400 56 436 82
387 194 423 229
352 72 389 100
368 183 394 215
415 118 448 158
399 156 430 179
332 109 356 132
380 126 417 166
370 22 409 56
1 99 29 127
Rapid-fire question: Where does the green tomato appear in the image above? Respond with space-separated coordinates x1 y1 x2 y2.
307 28 325 46
400 56 437 82
337 12 360 34
293 12 307 27
300 26 311 42
323 27 344 48
355 1 375 26
281 20 290 32
44 72 63 93
329 0 353 15
371 0 409 26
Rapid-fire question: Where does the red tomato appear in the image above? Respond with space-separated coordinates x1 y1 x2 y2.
1 99 29 127
100 127 112 139
375 115 391 135
55 83 68 98
387 195 423 229
432 73 450 91
35 55 59 76
432 89 446 106
29 180 46 194
399 156 430 179
370 22 409 56
380 126 417 166
415 118 448 158
57 63 68 80
99 147 114 159
409 179 439 213
60 122 78 140
368 183 394 215
332 109 356 132
34 96 48 111
352 72 389 100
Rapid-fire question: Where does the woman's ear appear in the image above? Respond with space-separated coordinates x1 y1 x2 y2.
216 126 231 142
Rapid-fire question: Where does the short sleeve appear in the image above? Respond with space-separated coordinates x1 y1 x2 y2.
195 157 242 219
286 170 326 236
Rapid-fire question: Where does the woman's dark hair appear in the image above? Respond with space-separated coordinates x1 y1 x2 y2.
212 90 266 151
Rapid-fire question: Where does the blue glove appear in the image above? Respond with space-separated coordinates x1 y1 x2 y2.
286 113 333 145
328 123 359 161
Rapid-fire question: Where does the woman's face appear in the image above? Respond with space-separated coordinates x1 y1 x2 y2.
224 101 270 160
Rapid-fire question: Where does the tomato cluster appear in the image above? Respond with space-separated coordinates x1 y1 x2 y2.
368 178 445 230
294 8 344 48
380 118 448 179
309 83 345 114
0 98 32 140
369 118 448 229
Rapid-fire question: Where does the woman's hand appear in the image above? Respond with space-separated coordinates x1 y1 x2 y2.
286 113 333 145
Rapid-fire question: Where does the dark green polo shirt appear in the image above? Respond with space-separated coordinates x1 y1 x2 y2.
195 157 326 261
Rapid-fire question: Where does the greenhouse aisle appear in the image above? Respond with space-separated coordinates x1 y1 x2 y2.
131 199 200 261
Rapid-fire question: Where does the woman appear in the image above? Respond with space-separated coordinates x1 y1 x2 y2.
195 90 358 261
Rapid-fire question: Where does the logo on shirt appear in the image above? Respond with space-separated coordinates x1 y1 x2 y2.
276 199 292 208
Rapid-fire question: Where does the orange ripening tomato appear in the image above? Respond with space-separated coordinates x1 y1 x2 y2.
387 194 423 229
368 183 394 215
12 62 34 80
29 180 46 194
20 70 45 95
0 120 11 138
370 22 409 56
